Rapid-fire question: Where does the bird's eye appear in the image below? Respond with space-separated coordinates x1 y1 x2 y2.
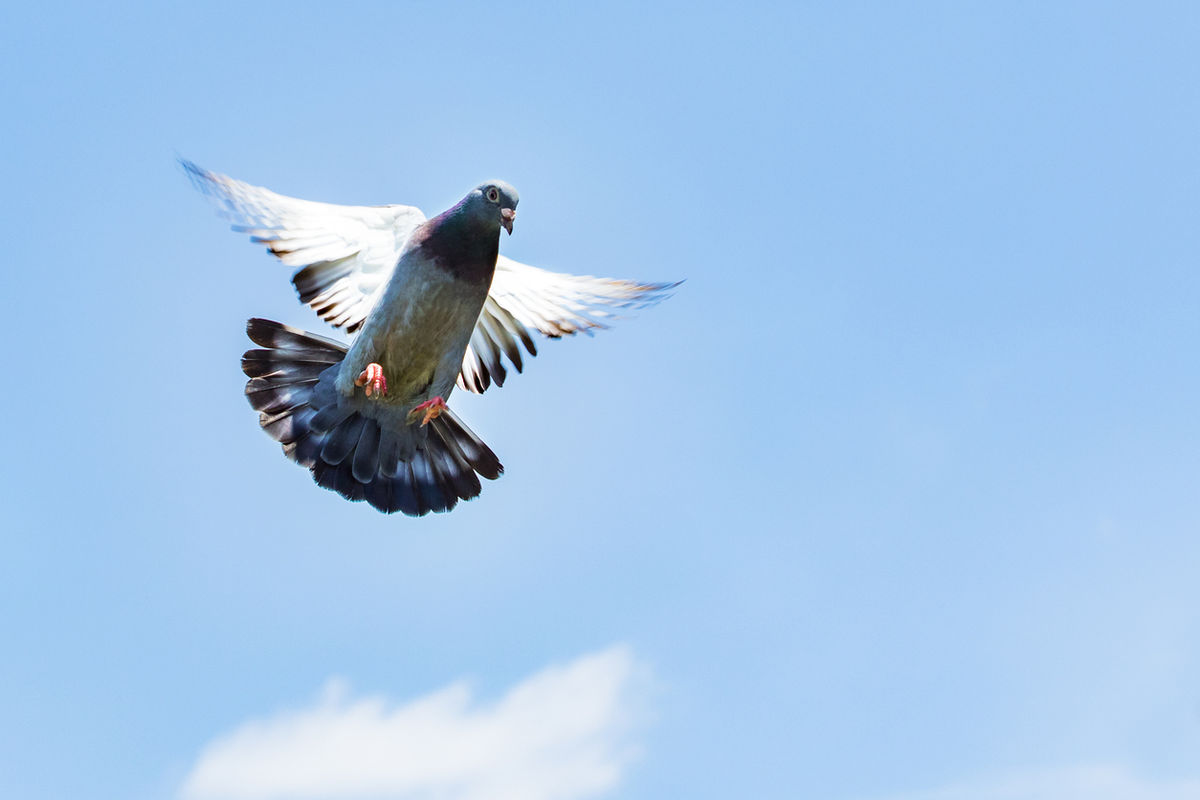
486 187 500 202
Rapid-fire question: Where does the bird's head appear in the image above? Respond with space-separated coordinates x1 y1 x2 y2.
467 180 519 234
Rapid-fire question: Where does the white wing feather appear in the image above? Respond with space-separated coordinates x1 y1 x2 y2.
456 256 679 394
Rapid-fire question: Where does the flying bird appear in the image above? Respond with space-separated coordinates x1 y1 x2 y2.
184 161 676 516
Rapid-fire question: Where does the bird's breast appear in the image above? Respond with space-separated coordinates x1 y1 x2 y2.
365 266 489 404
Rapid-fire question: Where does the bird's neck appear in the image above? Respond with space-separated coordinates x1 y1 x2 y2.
421 203 500 286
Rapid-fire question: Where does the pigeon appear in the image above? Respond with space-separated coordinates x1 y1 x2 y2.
184 161 677 516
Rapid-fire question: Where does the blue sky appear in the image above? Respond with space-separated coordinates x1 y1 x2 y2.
2 2 1199 799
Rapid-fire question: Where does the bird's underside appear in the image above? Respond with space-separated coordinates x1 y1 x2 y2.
186 159 678 515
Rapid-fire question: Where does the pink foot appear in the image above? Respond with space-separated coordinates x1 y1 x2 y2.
407 396 447 426
355 363 387 397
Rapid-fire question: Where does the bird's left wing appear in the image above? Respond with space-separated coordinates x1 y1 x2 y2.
458 255 680 394
183 160 426 332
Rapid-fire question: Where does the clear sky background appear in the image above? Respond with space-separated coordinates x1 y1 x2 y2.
2 2 1199 799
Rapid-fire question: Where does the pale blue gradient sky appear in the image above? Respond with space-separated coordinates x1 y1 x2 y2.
2 2 1199 799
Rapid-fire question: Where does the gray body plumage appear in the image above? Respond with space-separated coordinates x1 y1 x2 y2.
339 180 518 405
336 242 489 404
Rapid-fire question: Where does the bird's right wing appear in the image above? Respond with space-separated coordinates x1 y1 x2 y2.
458 256 680 393
184 160 426 333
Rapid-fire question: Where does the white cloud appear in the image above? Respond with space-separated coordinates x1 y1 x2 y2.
863 764 1200 800
179 645 647 800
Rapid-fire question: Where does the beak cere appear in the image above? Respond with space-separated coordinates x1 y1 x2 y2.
500 208 515 235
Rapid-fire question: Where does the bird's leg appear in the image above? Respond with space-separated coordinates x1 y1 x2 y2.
354 363 387 398
407 396 447 426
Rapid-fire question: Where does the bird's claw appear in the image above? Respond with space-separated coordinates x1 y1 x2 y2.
407 396 447 426
355 363 387 397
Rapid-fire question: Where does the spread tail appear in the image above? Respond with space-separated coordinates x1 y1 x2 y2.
241 318 502 515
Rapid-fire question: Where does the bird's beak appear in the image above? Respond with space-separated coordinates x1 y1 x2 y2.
500 208 515 235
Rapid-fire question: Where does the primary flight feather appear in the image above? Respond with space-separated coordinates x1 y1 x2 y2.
185 160 677 515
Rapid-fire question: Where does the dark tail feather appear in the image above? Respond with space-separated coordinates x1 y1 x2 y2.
430 409 503 480
391 463 422 515
242 318 503 516
320 415 366 466
352 419 381 484
246 318 347 354
410 450 451 513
